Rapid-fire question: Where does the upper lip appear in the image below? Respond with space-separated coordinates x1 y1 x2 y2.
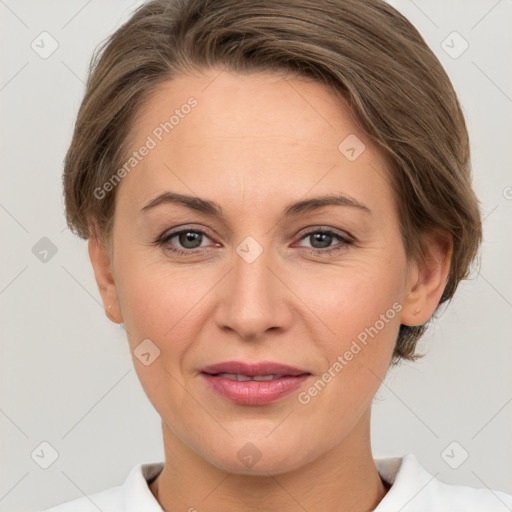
200 361 310 377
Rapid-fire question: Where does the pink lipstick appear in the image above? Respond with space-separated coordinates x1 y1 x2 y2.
200 361 311 405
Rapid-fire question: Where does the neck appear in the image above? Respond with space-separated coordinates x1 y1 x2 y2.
151 409 389 512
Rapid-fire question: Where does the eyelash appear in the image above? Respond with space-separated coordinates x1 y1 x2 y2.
155 226 353 257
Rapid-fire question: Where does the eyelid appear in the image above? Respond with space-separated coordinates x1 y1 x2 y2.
159 224 217 243
293 225 353 244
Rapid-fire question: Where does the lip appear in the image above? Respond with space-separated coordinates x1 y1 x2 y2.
200 360 311 406
201 360 309 377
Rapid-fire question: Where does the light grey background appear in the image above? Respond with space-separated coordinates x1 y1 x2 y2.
0 1 511 510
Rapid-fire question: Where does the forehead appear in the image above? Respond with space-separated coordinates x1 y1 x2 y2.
119 69 392 215
133 70 366 152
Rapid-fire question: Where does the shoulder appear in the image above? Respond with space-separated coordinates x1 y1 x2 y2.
41 462 164 512
375 454 512 512
427 476 512 510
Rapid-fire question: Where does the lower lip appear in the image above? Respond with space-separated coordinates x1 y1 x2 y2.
201 373 310 405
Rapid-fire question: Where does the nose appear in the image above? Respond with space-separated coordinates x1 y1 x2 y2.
213 243 292 340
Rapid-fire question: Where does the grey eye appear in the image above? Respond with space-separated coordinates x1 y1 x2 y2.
309 232 333 249
175 231 204 249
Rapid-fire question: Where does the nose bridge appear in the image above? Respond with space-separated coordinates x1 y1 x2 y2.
215 237 285 338
234 242 270 300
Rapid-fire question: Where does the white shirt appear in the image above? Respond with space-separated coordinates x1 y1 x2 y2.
43 454 512 511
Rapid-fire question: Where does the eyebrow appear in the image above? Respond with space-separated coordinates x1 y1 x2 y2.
283 194 371 216
140 191 371 217
141 192 222 216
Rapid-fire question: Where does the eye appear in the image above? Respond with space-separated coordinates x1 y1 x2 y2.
155 225 352 257
156 227 216 255
295 228 352 254
170 230 208 249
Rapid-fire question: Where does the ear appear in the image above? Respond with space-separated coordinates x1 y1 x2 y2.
400 231 452 326
88 237 123 324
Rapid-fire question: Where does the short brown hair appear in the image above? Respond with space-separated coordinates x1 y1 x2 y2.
63 0 482 363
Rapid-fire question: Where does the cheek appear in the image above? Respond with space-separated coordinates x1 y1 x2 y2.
290 256 405 401
113 254 223 406
293 258 404 344
115 251 213 342
114 261 211 415
293 271 401 438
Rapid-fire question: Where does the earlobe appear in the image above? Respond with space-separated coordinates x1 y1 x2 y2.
400 232 452 327
88 237 123 324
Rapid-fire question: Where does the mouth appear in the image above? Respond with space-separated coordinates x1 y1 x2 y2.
208 373 289 382
200 361 312 405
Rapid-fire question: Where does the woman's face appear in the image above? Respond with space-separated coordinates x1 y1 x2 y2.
97 69 423 474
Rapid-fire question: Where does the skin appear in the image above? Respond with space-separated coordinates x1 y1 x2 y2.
89 69 451 511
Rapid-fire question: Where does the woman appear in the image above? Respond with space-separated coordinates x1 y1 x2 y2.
45 0 511 510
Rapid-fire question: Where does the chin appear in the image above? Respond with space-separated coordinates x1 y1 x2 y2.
200 436 318 476
211 454 306 477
